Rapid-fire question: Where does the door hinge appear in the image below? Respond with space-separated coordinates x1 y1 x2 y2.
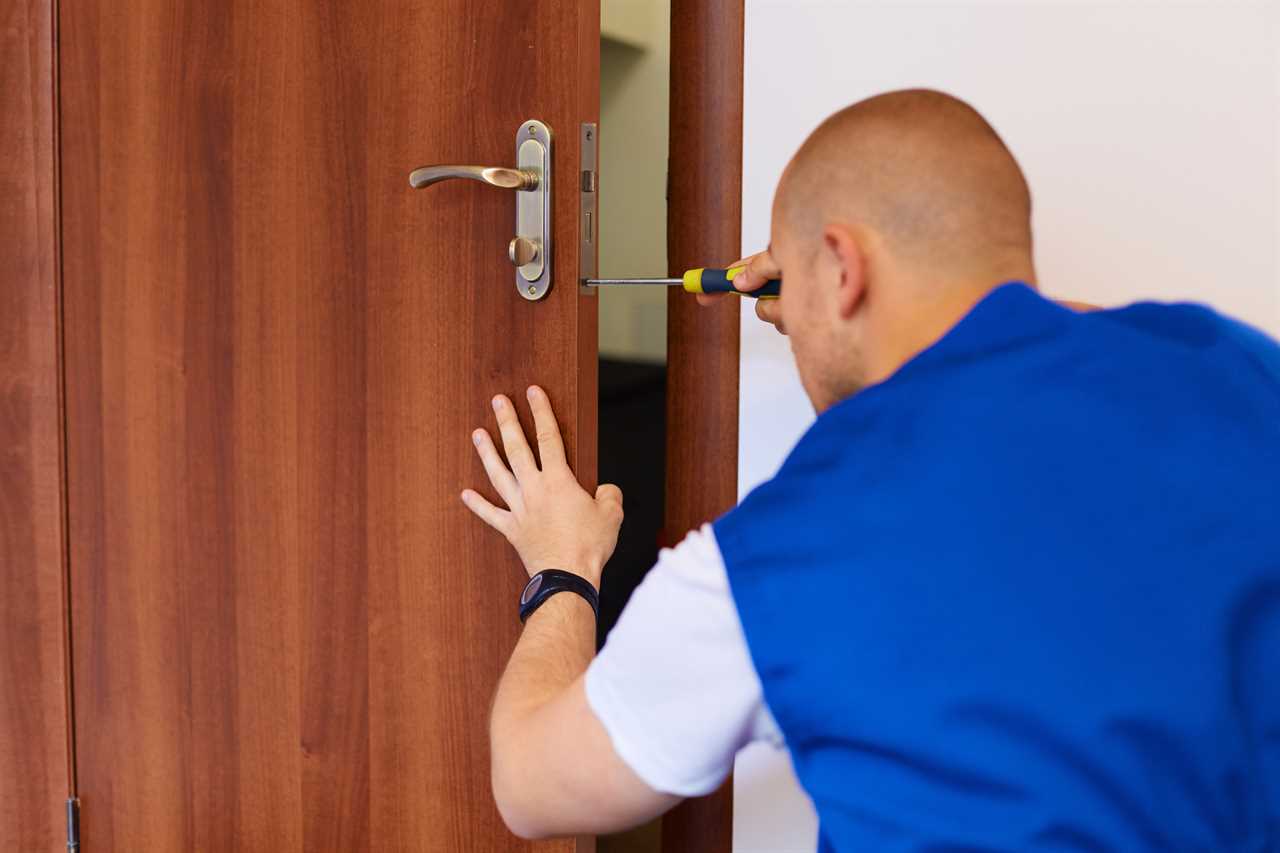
66 797 80 852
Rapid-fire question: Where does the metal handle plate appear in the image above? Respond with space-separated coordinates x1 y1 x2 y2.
408 119 553 301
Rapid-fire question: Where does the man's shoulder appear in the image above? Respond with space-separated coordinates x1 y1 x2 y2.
1093 299 1280 395
1100 297 1280 366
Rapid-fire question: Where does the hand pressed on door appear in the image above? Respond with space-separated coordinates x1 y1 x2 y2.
460 387 678 840
461 385 623 588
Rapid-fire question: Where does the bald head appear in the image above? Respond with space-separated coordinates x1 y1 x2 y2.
776 89 1032 277
767 90 1039 412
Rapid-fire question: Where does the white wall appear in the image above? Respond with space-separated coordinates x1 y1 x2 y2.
735 2 1280 850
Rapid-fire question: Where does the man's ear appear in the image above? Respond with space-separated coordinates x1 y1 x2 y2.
822 223 867 320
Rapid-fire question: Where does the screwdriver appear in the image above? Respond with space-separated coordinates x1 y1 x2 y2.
585 266 781 299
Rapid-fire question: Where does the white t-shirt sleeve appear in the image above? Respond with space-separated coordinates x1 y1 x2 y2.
584 524 783 797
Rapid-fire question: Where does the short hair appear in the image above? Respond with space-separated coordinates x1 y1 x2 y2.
776 89 1033 271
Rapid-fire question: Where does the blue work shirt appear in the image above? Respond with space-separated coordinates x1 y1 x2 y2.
715 283 1280 851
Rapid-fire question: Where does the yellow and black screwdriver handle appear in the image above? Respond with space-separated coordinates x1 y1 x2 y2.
682 267 781 299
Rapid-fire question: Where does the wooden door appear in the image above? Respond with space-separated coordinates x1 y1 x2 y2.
58 2 597 850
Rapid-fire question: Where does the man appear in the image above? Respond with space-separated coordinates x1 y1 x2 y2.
459 90 1280 849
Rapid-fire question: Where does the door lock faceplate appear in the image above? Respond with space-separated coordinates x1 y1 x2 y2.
579 122 598 294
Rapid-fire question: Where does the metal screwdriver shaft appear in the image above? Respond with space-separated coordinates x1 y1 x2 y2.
583 267 781 299
584 278 682 286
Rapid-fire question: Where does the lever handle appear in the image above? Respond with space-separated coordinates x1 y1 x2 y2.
408 165 538 191
405 118 552 300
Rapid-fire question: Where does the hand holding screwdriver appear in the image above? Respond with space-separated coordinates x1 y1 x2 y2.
697 249 787 334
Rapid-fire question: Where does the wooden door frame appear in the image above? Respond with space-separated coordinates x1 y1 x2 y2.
1 0 76 848
663 0 744 851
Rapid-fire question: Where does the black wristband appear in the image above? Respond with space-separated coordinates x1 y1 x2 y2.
519 570 599 624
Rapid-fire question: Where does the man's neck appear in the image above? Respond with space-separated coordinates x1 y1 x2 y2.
865 272 1033 387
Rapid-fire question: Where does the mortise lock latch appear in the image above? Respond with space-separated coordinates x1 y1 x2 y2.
409 119 553 301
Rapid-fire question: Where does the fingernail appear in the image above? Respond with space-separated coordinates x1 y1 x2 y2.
527 386 538 400
473 430 483 445
492 396 503 410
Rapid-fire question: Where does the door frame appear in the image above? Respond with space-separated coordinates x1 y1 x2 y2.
662 0 744 851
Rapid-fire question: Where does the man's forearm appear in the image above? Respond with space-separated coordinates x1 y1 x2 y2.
489 592 597 834
462 386 661 837
493 593 596 725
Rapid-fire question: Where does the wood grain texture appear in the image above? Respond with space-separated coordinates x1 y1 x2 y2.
0 0 73 849
662 0 743 850
58 1 597 850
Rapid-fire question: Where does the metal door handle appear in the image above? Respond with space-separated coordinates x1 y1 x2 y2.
407 119 553 300
408 165 538 191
